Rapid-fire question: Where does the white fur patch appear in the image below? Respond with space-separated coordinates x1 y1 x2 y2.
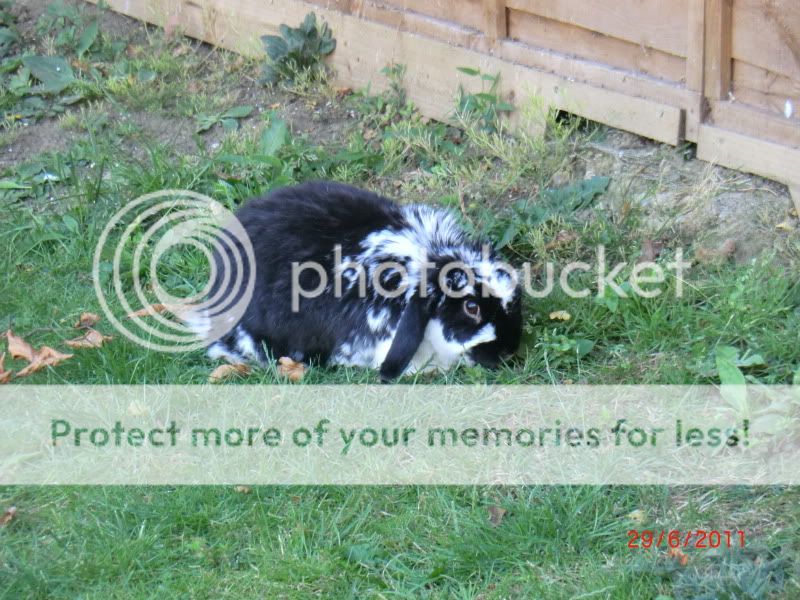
367 307 391 333
405 319 497 374
235 326 259 360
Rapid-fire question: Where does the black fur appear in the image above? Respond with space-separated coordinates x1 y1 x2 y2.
203 181 522 379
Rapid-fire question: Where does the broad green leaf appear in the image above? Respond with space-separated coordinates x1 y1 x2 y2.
76 20 99 56
62 215 79 233
575 339 595 358
0 180 31 190
0 26 19 46
22 55 75 93
259 117 289 156
137 69 157 82
301 12 317 34
195 115 217 133
262 35 288 61
736 352 766 368
223 105 254 119
221 118 239 132
716 345 748 415
497 222 519 249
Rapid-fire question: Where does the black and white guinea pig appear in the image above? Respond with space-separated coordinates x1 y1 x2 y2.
193 181 522 381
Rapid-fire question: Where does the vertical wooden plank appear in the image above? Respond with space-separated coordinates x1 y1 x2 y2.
704 0 732 99
790 185 800 218
686 0 705 92
484 0 507 41
684 0 707 140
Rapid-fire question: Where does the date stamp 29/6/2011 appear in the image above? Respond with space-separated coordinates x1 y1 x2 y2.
627 530 746 550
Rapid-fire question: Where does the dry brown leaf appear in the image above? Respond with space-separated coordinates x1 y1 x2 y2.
549 310 571 322
487 505 506 527
234 485 251 494
695 238 736 265
277 357 306 382
544 230 579 250
5 330 34 362
209 363 251 383
626 509 646 523
126 303 189 320
667 547 689 566
16 346 74 378
335 87 353 98
268 102 282 110
0 353 12 384
0 506 16 527
65 328 113 349
75 312 101 329
637 239 664 264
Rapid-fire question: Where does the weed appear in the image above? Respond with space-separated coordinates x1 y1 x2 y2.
455 67 514 133
195 104 254 133
260 12 335 87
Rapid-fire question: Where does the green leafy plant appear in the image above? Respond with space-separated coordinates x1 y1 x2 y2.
260 12 335 86
455 67 514 133
37 0 100 57
0 1 20 58
480 175 611 250
195 105 254 133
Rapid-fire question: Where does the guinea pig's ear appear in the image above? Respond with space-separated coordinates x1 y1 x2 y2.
379 293 432 383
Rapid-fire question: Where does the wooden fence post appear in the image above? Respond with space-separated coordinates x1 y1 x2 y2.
703 0 733 100
484 0 507 41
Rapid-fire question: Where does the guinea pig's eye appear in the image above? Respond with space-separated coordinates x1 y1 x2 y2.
463 298 481 320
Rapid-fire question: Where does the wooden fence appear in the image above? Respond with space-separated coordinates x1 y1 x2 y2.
89 0 800 197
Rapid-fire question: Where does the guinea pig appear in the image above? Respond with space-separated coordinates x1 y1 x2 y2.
192 181 522 381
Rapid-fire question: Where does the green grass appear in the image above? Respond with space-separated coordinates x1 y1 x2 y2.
1 3 799 598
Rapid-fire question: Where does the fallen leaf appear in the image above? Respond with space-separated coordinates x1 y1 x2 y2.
277 357 306 382
549 310 571 321
126 44 144 57
74 312 101 328
209 363 251 383
626 509 646 523
0 353 12 384
0 506 16 526
335 87 353 98
487 505 506 527
637 239 664 264
667 547 689 566
16 347 74 378
126 303 189 320
775 220 795 232
544 230 579 250
695 238 736 265
65 328 113 349
5 330 34 362
234 485 251 494
268 102 281 110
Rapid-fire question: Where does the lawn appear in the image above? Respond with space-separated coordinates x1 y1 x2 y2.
1 1 799 598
